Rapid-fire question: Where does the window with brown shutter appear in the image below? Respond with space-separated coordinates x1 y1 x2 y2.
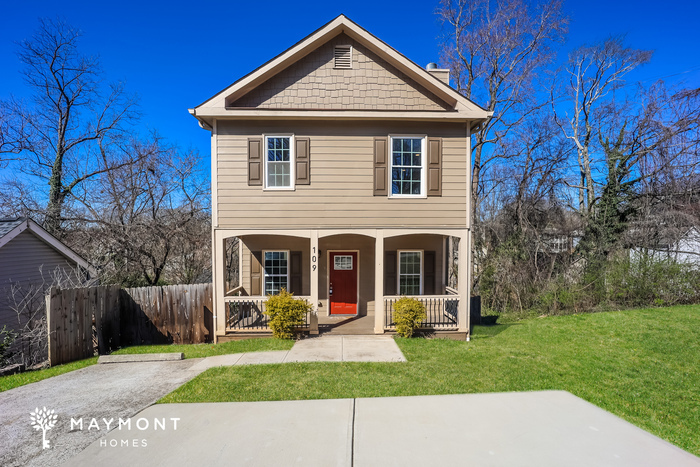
427 137 442 196
373 137 388 196
248 138 263 186
295 137 310 185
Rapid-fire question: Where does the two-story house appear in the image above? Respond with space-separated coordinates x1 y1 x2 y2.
190 15 491 342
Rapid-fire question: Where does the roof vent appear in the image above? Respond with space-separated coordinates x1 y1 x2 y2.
334 45 352 69
426 62 438 70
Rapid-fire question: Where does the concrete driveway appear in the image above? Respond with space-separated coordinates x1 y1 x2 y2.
0 359 203 467
66 391 700 466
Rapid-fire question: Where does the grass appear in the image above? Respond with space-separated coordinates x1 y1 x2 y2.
0 338 293 393
159 305 700 457
111 338 293 359
0 357 98 393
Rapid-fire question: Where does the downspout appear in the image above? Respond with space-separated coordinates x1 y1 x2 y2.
189 107 218 343
466 121 473 342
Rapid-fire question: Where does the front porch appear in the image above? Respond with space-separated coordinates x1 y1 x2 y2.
222 293 462 337
212 228 471 340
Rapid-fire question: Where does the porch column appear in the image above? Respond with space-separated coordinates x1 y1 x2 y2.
374 230 385 334
309 230 319 335
213 230 227 343
457 229 469 336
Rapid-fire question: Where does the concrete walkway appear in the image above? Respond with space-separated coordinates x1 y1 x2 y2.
190 335 406 372
66 391 700 466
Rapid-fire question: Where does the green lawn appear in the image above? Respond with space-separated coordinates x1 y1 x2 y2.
160 305 700 457
0 357 98 393
111 338 293 359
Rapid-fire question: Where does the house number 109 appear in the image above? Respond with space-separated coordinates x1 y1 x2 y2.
312 247 317 271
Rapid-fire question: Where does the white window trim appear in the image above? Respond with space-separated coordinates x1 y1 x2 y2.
263 134 295 191
397 249 423 296
388 135 427 199
262 249 290 295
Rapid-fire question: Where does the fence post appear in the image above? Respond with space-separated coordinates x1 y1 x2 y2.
46 287 59 366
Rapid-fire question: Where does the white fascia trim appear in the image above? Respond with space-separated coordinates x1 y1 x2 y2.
0 220 29 249
194 108 489 122
197 18 346 110
194 15 492 118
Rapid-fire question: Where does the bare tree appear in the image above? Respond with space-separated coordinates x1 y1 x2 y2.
553 36 652 214
438 0 568 222
0 19 139 235
578 81 700 262
0 103 30 167
71 137 211 286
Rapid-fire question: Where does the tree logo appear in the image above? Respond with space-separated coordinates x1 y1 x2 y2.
30 407 58 449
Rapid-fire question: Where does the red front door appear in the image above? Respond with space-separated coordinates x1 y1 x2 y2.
329 252 358 315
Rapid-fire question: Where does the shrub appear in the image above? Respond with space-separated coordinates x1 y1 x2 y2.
393 297 426 338
0 326 17 367
264 289 312 339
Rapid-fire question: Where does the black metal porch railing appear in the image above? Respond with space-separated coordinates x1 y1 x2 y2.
225 297 310 331
384 296 459 330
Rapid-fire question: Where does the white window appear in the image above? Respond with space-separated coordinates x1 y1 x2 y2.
398 250 422 295
265 136 294 189
334 255 353 270
263 251 288 295
390 136 425 197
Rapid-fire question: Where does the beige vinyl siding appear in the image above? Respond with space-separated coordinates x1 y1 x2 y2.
0 230 82 333
216 121 468 229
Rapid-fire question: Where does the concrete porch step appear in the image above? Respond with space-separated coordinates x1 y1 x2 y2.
319 314 376 335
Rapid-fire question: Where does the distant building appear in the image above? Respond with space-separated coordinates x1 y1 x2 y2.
0 218 95 365
630 226 700 267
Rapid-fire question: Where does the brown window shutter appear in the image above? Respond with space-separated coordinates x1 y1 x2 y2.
384 251 396 295
427 137 442 197
295 137 310 185
250 251 262 295
374 137 388 196
424 251 436 295
290 251 302 294
248 138 263 186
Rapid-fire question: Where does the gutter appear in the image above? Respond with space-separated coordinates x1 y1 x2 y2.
188 108 213 131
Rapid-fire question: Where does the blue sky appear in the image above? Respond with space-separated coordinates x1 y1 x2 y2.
1 0 699 163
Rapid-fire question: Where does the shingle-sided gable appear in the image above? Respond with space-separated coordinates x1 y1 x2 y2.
229 34 451 111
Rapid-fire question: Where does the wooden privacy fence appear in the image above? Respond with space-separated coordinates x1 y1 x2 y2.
47 283 213 366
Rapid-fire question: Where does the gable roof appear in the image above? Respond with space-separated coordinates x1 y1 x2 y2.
0 218 95 274
190 15 491 126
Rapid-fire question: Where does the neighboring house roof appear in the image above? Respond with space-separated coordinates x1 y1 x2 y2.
190 14 492 126
0 218 96 275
